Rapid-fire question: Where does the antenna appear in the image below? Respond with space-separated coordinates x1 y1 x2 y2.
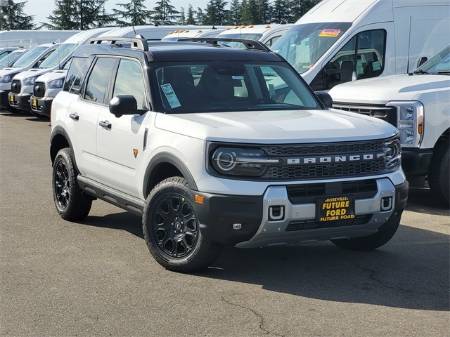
132 25 137 37
406 16 412 74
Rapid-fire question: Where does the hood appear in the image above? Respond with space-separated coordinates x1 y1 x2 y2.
330 74 450 104
13 68 51 81
155 109 397 143
36 69 67 82
0 67 25 78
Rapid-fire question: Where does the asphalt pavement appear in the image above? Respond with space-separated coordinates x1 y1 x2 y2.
1 111 449 337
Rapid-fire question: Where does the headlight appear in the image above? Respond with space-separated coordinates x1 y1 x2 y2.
387 101 424 147
0 74 12 83
23 76 37 86
383 137 401 170
48 78 64 89
209 146 279 177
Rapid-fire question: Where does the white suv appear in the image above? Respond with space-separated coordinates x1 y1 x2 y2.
50 37 408 272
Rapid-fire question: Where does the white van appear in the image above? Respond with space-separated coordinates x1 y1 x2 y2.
272 0 450 90
218 25 279 42
162 28 226 41
0 30 78 48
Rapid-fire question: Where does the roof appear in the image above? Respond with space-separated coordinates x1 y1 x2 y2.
63 27 113 44
72 41 282 63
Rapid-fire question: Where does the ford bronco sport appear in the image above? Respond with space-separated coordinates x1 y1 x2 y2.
50 36 408 272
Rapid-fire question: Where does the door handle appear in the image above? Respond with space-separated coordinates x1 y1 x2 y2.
99 120 111 129
69 113 79 121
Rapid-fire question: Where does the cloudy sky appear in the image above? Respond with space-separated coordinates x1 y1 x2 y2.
25 0 210 25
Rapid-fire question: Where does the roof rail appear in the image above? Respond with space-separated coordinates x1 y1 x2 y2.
178 37 270 52
89 36 149 51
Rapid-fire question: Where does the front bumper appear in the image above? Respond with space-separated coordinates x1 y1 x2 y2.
195 178 408 248
30 96 52 117
402 148 433 176
7 92 31 112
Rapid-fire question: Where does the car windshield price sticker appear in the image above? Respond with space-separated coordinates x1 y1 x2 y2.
319 196 355 222
161 83 181 109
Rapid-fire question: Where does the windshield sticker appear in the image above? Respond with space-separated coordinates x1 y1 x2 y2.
319 29 342 38
160 83 181 109
372 61 382 72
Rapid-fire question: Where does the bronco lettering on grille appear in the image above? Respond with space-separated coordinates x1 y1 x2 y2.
286 153 385 165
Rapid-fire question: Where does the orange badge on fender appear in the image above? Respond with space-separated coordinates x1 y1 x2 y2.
133 148 139 158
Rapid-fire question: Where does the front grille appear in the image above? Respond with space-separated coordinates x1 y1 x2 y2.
333 102 397 127
287 179 378 204
10 79 21 94
33 82 46 97
286 215 372 231
258 139 388 180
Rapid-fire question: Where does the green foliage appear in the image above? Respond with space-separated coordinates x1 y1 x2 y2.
186 5 195 25
0 0 33 30
203 0 228 25
152 0 178 25
113 0 152 26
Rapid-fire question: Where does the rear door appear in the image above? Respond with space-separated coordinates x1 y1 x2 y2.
68 56 117 179
96 57 150 196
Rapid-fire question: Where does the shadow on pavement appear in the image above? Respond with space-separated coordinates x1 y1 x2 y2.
80 209 449 312
407 187 449 216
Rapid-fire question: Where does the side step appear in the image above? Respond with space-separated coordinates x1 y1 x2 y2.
77 176 144 215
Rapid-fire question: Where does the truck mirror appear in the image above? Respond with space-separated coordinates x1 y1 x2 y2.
109 95 138 118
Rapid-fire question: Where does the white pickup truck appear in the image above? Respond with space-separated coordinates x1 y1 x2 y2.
330 46 450 206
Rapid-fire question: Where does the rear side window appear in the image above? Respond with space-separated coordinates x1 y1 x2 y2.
113 59 147 110
63 57 89 94
84 58 116 104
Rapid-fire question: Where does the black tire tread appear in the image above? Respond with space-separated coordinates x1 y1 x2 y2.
428 139 450 207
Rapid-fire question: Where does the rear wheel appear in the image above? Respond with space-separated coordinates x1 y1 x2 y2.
52 148 92 221
332 211 402 251
143 177 222 272
429 140 449 207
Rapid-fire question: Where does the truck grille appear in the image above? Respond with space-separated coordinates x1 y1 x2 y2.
333 102 397 127
10 79 21 94
259 139 388 180
33 82 46 98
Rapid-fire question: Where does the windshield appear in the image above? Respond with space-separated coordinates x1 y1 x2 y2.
220 33 263 41
417 46 450 74
0 51 25 68
39 43 78 69
272 22 352 74
154 61 320 114
0 51 11 60
12 46 48 68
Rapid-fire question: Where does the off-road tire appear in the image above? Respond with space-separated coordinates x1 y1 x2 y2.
331 211 402 251
429 139 450 207
52 148 92 221
143 177 222 273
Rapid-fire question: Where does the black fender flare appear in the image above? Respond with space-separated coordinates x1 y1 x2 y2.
50 126 77 168
143 152 198 196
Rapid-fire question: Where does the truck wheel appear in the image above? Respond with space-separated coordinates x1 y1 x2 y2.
52 148 92 221
143 177 222 273
331 211 402 251
429 140 449 207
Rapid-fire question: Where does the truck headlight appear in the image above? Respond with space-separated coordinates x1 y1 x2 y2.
0 74 12 83
383 137 401 170
209 146 279 177
23 76 37 86
48 78 64 89
387 101 424 147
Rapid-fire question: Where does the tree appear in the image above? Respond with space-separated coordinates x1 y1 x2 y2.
178 7 185 24
240 0 258 24
290 0 318 21
48 0 78 29
0 0 33 30
272 0 290 23
228 0 240 25
256 0 271 24
203 0 228 25
152 0 178 25
195 7 204 24
113 0 152 26
186 5 195 25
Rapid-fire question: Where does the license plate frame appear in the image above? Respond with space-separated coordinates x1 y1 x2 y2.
317 196 356 223
8 94 15 104
31 97 38 109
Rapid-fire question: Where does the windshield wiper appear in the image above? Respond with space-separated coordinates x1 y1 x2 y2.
413 69 429 75
437 71 450 75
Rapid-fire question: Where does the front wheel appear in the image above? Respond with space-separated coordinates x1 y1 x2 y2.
429 140 449 207
52 148 92 221
331 211 402 251
143 177 222 273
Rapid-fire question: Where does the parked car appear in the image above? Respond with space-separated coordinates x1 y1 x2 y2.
0 44 57 109
50 36 408 273
330 46 450 206
26 28 112 117
162 28 226 41
0 49 27 70
272 0 450 90
0 30 78 48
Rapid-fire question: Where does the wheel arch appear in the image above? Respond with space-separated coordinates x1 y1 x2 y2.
50 126 75 166
433 128 450 150
143 152 198 198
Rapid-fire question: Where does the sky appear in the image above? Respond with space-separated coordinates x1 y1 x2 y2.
25 0 210 25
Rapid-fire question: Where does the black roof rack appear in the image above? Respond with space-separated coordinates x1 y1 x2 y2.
89 36 149 51
178 37 270 52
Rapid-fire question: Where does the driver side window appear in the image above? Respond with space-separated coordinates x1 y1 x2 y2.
113 59 147 111
311 29 386 91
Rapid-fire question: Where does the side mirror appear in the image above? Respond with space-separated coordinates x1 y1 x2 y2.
109 95 137 118
417 56 428 68
315 91 333 109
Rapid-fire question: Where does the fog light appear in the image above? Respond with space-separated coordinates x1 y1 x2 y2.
232 223 242 230
269 206 285 221
381 197 393 211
